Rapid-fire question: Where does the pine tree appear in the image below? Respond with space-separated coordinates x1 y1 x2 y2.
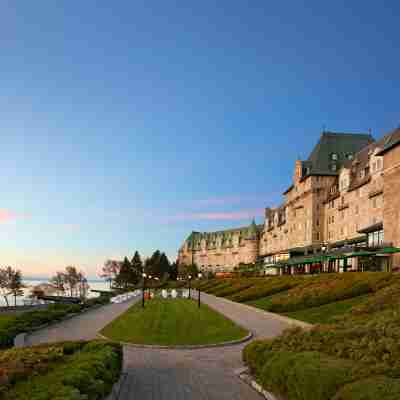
131 251 143 281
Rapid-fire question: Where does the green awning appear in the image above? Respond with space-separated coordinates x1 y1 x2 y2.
375 247 400 255
344 251 374 258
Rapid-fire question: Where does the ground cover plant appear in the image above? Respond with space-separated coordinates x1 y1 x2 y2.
0 296 110 349
242 275 400 400
101 297 248 346
0 340 122 400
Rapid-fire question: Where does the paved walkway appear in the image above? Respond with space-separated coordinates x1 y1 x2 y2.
25 297 140 346
27 292 301 400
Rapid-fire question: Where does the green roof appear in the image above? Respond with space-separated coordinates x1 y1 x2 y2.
304 132 374 177
376 128 400 155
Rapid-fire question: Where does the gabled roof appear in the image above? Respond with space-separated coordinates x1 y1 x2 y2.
305 131 374 176
376 128 400 156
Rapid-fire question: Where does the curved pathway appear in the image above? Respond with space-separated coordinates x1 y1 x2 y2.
27 292 305 400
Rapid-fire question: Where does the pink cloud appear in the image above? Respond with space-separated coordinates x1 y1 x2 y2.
0 210 29 223
164 208 265 223
192 193 281 208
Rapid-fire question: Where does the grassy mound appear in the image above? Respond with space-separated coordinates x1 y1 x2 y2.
101 298 248 346
0 340 122 400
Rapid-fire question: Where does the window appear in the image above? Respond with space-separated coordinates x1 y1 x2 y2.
340 227 344 236
347 153 353 160
360 170 365 179
316 219 319 226
316 232 320 240
368 229 384 247
355 205 359 214
331 164 337 172
331 153 338 160
372 198 377 208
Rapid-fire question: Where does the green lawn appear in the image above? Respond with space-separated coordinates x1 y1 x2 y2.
282 295 369 324
101 298 248 346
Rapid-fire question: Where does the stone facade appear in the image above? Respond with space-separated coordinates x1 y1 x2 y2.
380 128 400 269
177 221 261 272
178 129 400 273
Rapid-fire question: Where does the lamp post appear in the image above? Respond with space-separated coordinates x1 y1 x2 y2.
197 272 202 308
142 273 147 308
188 275 192 299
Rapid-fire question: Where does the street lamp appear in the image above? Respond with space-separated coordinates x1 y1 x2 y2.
188 275 192 299
142 273 147 308
197 272 202 308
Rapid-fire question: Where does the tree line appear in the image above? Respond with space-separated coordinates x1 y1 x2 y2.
100 250 199 289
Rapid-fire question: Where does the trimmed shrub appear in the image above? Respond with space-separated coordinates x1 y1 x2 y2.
229 277 301 303
212 279 259 297
332 376 400 400
3 341 123 400
259 350 357 400
266 272 393 313
242 340 272 376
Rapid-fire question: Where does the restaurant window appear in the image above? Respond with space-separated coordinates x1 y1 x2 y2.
368 229 384 247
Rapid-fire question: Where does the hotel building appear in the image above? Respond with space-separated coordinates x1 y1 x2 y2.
178 128 400 274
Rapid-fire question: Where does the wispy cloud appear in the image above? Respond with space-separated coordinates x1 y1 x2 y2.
191 192 281 208
0 210 29 223
164 208 265 223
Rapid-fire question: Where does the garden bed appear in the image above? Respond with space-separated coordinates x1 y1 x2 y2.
0 340 122 400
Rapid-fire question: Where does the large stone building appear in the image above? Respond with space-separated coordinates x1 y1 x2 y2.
177 221 262 273
177 129 400 274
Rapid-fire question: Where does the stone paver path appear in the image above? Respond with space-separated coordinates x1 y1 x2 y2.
27 292 303 399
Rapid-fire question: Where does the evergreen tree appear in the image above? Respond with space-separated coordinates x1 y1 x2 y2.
147 250 162 277
169 261 178 280
131 251 143 281
159 252 170 277
115 257 132 289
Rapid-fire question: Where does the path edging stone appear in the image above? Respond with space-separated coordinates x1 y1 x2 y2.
236 368 285 400
96 331 253 350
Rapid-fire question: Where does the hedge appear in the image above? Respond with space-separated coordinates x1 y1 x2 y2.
2 340 123 400
0 296 110 349
332 376 400 400
229 277 302 303
258 273 393 313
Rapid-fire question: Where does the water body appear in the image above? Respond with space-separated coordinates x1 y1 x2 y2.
0 279 110 307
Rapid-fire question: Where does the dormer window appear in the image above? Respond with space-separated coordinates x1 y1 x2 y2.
331 153 338 161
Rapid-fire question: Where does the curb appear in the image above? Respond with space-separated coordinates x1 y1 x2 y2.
96 331 253 350
236 368 284 400
202 292 313 330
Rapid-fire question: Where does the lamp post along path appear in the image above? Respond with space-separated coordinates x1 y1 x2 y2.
188 275 192 299
142 273 147 308
197 272 202 308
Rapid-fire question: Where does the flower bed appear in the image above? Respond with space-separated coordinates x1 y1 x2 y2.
0 340 122 400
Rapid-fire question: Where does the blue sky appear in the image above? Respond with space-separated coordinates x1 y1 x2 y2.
1 1 399 278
